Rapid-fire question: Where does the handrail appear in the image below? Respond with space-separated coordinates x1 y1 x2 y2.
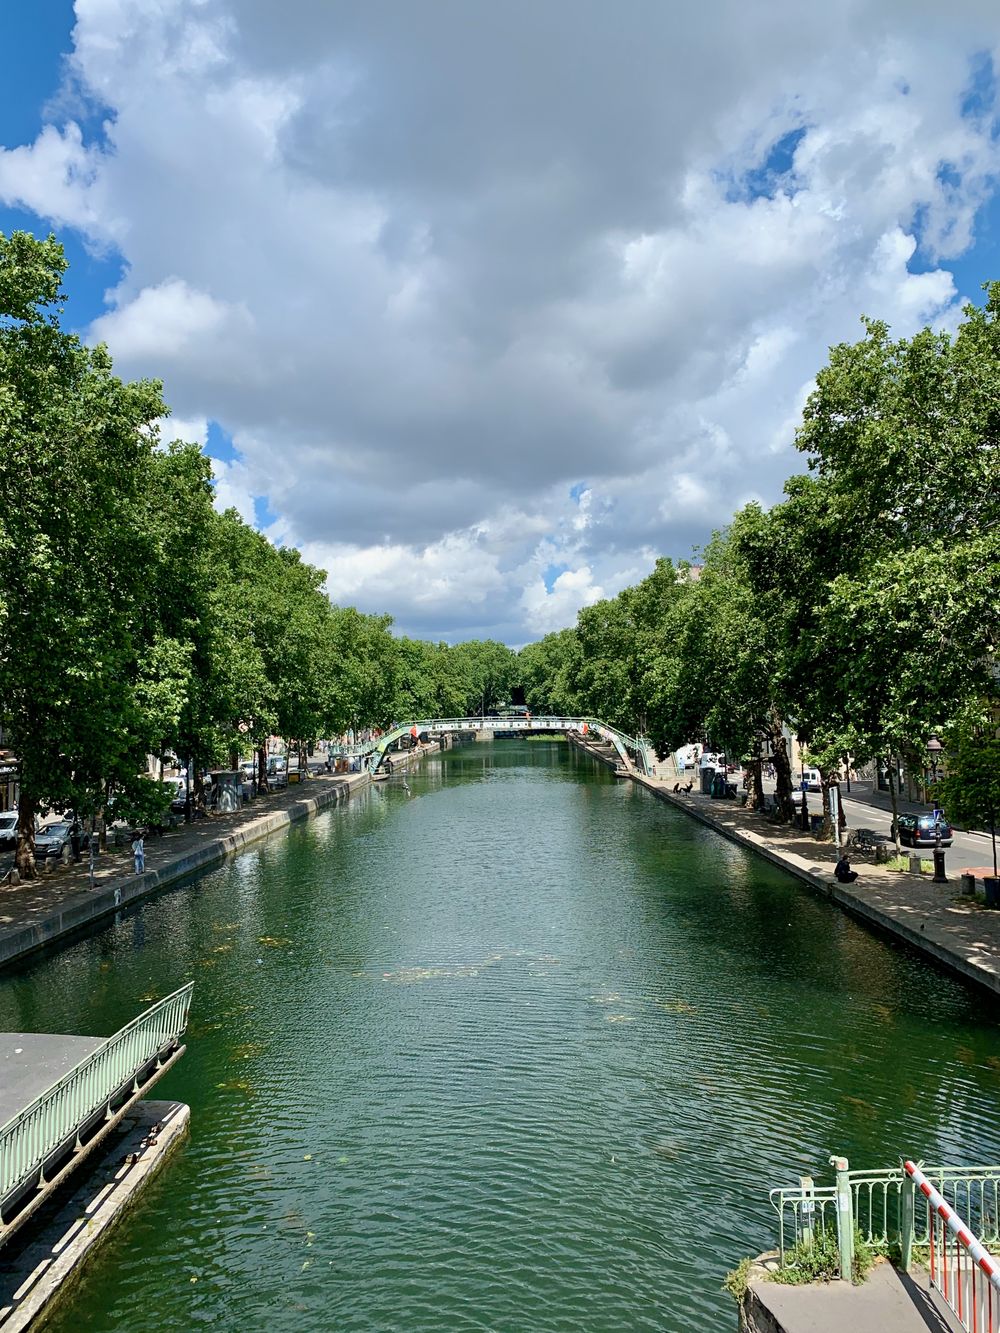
770 1155 1000 1279
0 982 194 1208
904 1159 1000 1331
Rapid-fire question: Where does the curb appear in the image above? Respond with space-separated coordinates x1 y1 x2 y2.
0 1101 189 1330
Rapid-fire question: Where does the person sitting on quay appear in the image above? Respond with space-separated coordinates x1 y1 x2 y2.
834 854 858 884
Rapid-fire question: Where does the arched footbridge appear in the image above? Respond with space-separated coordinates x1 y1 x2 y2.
336 718 657 777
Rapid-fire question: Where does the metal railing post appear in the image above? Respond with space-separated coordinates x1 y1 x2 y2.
901 1171 915 1272
831 1155 855 1280
800 1175 815 1251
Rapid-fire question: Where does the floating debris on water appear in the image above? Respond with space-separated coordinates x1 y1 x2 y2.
216 1079 254 1095
231 1042 265 1061
381 961 497 983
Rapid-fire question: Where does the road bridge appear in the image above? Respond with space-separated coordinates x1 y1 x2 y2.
336 717 656 777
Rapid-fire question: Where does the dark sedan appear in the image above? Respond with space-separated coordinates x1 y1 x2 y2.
894 812 954 848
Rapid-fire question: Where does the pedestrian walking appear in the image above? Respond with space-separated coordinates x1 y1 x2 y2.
131 831 145 875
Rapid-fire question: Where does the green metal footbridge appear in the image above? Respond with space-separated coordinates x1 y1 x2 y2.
337 717 657 777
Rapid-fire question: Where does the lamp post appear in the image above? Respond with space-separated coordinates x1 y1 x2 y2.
927 735 947 883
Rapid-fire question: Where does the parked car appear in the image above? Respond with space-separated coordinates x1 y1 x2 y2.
0 811 18 851
34 821 91 862
893 812 954 848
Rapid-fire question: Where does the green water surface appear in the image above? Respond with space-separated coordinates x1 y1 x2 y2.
2 740 999 1331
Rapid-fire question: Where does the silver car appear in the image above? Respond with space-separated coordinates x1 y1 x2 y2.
34 821 90 862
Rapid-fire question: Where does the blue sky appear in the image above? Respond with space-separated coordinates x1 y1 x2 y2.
0 3 123 330
2 3 998 642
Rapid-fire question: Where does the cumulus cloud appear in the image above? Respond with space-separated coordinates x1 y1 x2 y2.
2 0 998 639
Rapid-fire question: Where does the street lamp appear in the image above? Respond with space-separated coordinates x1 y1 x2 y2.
926 735 947 883
926 735 943 790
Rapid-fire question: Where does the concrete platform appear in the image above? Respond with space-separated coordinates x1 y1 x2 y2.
0 1100 189 1330
0 1035 104 1129
744 1264 961 1331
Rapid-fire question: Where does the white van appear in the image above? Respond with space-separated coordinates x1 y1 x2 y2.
802 767 822 792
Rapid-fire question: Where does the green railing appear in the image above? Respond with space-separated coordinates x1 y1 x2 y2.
333 717 657 777
0 982 194 1211
769 1155 1000 1278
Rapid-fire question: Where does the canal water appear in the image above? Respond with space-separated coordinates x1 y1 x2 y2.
3 740 1000 1330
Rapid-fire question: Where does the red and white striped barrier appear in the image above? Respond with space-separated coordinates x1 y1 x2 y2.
905 1159 1000 1332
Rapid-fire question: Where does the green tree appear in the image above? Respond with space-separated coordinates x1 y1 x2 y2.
450 640 516 717
939 704 1000 876
518 628 582 715
0 231 166 874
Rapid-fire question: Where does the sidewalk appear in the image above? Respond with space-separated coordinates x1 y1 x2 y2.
744 1260 953 1333
0 770 371 971
574 734 1000 998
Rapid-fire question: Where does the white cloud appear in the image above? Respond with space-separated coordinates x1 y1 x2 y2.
90 278 252 361
520 566 604 636
1 0 998 640
159 415 209 448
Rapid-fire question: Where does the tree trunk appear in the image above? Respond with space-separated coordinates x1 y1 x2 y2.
819 774 834 840
15 792 37 880
748 757 764 811
257 743 270 794
772 728 795 823
887 758 901 853
97 780 109 851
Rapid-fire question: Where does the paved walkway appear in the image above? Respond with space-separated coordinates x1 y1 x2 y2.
575 735 1000 998
746 1262 958 1332
0 768 373 970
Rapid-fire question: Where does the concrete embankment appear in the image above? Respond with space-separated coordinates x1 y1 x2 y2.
0 1100 189 1330
569 731 1000 999
0 769 375 971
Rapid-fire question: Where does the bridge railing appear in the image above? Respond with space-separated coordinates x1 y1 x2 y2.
325 718 658 777
903 1160 1000 1331
0 983 194 1216
769 1154 1000 1281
